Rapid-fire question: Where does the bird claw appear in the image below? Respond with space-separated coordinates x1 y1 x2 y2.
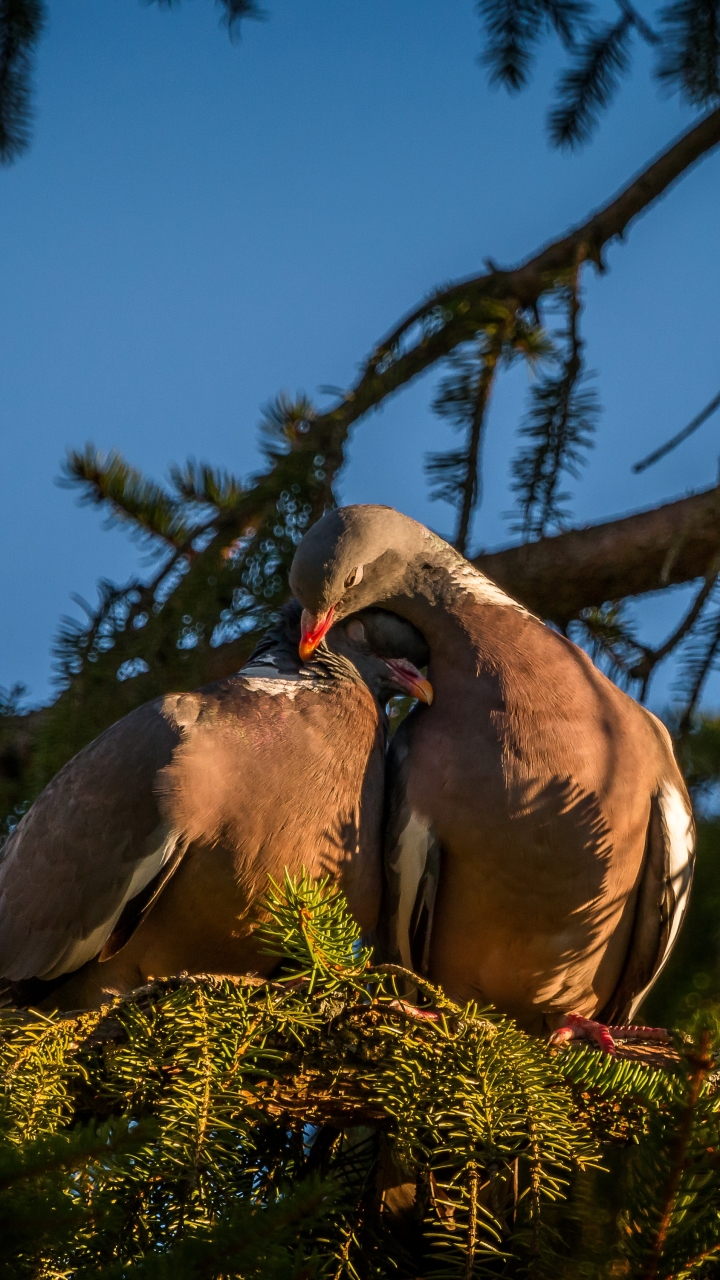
550 1013 617 1053
550 1014 672 1053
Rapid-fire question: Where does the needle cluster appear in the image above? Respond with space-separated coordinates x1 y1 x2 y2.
0 875 718 1278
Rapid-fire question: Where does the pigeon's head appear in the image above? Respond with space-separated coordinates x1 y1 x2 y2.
330 608 432 706
289 505 438 660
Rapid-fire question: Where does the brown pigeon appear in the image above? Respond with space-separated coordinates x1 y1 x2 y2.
0 602 431 1011
290 505 695 1046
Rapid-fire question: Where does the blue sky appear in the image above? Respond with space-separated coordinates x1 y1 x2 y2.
1 0 718 710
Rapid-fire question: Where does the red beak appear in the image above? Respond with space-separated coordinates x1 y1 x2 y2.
299 607 337 661
383 657 434 705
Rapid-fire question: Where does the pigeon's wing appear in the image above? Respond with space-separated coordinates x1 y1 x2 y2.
379 714 440 974
0 695 191 981
600 768 695 1024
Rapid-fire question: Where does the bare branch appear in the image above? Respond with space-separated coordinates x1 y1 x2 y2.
633 388 720 472
302 107 720 457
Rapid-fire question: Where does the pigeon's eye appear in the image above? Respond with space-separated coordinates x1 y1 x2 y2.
344 565 363 589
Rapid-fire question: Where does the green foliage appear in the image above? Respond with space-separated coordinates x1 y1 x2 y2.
8 390 337 811
1 874 719 1278
260 872 373 993
677 718 720 800
0 874 603 1278
548 1013 720 1279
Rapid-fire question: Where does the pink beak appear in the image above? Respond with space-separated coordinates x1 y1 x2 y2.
383 657 434 705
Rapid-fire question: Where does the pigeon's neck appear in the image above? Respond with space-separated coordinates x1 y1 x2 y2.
385 549 538 672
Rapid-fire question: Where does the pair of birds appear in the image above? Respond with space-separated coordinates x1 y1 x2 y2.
0 505 694 1044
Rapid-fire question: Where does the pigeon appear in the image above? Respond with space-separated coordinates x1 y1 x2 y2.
0 601 431 1010
290 504 694 1046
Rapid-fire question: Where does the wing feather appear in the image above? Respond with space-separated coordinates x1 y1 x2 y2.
0 698 183 980
600 778 695 1024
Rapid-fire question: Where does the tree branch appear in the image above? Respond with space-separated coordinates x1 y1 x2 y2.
474 482 720 624
455 343 502 554
303 106 720 455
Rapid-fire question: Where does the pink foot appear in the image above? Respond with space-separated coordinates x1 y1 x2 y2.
550 1013 671 1054
551 1013 617 1053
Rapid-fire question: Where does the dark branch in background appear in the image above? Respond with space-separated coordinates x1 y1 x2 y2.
656 0 720 105
474 481 720 624
217 0 267 37
511 266 599 537
476 0 589 91
477 0 718 144
0 0 44 163
426 307 548 552
149 0 266 39
633 388 720 472
570 551 720 701
548 12 634 149
451 343 500 554
569 601 646 687
676 584 720 731
306 107 720 457
616 0 661 47
631 554 720 696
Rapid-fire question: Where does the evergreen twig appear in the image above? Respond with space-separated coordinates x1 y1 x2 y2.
510 270 599 538
0 0 45 164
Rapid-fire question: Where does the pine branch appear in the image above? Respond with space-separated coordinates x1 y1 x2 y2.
569 601 647 686
616 0 661 46
548 13 634 148
428 310 549 551
216 0 267 38
656 0 720 107
426 345 501 553
148 0 266 40
168 459 246 510
60 446 192 551
474 482 720 626
454 354 500 554
627 552 720 697
511 274 599 538
477 0 590 92
633 388 720 472
306 107 720 458
0 0 44 164
676 585 720 732
639 1024 717 1280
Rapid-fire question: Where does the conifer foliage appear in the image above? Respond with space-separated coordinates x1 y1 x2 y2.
0 875 718 1279
476 0 720 147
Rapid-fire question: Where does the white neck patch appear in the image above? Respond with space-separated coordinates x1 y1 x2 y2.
419 525 532 617
447 560 532 618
